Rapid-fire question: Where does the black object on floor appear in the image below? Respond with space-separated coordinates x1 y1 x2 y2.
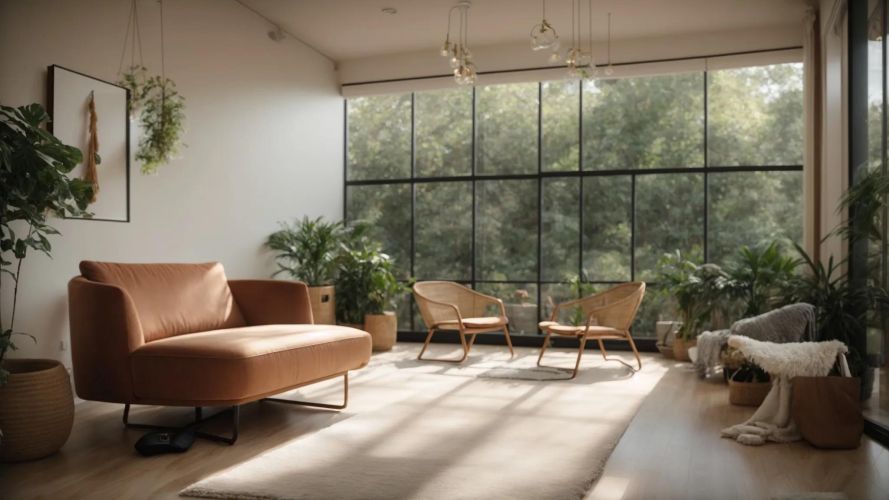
134 428 195 456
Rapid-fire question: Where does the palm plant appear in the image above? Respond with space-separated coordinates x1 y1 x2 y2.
266 217 344 286
727 241 800 318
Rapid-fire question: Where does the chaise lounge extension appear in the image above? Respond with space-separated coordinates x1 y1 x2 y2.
68 261 372 444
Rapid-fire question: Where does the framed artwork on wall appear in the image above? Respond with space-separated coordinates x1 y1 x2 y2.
47 64 130 222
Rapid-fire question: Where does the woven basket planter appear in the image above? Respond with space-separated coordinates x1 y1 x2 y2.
673 337 697 362
728 379 771 407
365 312 397 352
0 359 74 462
308 285 336 325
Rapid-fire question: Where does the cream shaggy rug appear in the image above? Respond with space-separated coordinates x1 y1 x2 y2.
181 344 667 500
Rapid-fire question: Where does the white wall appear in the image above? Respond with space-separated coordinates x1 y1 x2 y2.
0 0 344 369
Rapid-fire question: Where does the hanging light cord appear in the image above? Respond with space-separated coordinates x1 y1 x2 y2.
160 0 166 81
607 12 612 66
117 0 144 75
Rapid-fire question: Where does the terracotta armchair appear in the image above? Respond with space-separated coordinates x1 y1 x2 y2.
69 261 372 444
412 281 514 362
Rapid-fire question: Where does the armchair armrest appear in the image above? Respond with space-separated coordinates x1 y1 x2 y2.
420 296 464 327
229 279 313 325
68 277 144 403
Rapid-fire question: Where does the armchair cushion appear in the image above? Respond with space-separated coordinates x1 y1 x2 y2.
437 316 507 330
130 324 371 405
80 261 246 342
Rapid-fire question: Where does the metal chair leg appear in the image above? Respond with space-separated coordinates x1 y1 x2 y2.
264 373 349 410
123 404 240 445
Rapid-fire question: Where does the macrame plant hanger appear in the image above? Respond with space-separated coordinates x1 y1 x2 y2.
117 0 145 116
84 91 99 203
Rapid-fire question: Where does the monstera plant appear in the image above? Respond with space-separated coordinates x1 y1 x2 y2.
0 103 92 461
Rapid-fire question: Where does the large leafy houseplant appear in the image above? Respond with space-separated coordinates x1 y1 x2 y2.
0 104 92 382
657 251 732 340
334 242 409 325
266 217 344 286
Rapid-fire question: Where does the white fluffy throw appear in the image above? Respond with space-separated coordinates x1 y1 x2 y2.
720 336 848 446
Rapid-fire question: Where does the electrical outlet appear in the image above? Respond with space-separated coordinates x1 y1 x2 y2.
59 340 67 352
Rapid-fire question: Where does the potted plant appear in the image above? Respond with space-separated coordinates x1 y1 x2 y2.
0 104 93 461
657 252 732 362
335 236 411 352
782 243 889 399
722 347 771 406
267 217 344 324
726 241 799 318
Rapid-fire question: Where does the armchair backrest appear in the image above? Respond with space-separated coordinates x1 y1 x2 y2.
79 261 246 342
579 282 646 331
413 281 492 328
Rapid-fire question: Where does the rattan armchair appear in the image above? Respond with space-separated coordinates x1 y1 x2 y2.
538 282 645 378
413 281 514 362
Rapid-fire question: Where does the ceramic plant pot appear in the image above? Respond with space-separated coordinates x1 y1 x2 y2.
308 285 336 325
365 312 397 352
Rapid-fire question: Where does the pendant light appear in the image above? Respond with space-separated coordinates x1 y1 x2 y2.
530 0 559 51
565 0 594 79
439 1 476 85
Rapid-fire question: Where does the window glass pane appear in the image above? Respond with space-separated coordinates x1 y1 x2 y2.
582 73 704 170
346 184 411 278
347 93 411 180
475 179 538 281
708 63 804 166
635 174 705 281
708 171 803 266
476 82 539 174
416 88 472 177
542 178 579 282
415 181 472 280
583 176 631 281
542 80 579 171
631 285 672 338
476 283 538 335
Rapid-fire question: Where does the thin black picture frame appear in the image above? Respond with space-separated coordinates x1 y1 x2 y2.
47 64 131 223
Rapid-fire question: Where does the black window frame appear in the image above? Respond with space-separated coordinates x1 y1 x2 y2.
343 66 804 339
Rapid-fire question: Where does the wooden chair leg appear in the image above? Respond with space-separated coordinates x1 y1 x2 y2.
537 331 552 366
597 338 608 360
571 335 588 380
418 328 470 363
626 333 643 371
417 328 436 360
503 324 515 357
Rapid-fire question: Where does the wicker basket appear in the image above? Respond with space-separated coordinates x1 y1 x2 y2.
365 312 397 352
673 337 697 362
308 285 336 325
728 379 772 407
0 359 74 462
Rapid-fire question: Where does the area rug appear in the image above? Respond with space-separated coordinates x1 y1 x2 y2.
181 345 667 500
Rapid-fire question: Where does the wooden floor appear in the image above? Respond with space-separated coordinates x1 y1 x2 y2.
2 346 888 500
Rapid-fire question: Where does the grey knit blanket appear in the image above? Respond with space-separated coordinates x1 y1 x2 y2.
693 303 816 376
730 303 816 343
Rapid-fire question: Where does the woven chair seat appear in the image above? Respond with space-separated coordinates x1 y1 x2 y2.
438 317 506 330
546 324 626 337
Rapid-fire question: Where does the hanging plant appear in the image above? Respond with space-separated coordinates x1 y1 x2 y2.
115 0 185 175
134 75 185 174
118 65 150 118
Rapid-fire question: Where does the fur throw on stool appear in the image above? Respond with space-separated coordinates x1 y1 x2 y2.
720 335 847 446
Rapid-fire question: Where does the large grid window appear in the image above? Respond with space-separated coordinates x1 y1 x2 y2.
345 63 804 337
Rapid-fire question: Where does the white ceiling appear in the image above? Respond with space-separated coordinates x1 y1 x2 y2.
242 0 811 62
